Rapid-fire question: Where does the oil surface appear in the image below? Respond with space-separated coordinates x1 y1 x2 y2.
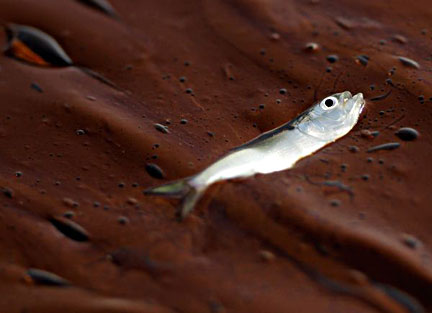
0 0 431 313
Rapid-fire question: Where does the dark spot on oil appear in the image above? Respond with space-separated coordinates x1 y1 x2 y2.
367 157 373 163
76 129 86 136
27 268 70 287
93 201 100 207
395 127 419 141
371 131 380 137
49 217 89 242
259 104 265 109
326 67 332 73
2 187 13 198
76 0 117 17
207 131 215 137
279 88 287 95
356 55 369 66
117 216 129 225
31 82 43 93
180 119 188 124
348 146 359 153
401 234 420 249
184 61 190 66
179 76 187 83
386 78 394 87
145 163 165 179
15 171 23 177
185 88 193 94
326 55 338 63
368 142 400 153
361 174 370 181
63 211 75 219
118 182 125 188
330 199 341 207
341 164 348 172
154 123 169 134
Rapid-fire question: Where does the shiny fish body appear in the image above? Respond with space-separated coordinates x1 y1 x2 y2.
191 128 326 187
145 91 365 219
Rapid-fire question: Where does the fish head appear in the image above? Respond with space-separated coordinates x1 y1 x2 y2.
298 91 365 141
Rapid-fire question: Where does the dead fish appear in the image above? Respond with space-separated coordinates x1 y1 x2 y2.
145 91 365 219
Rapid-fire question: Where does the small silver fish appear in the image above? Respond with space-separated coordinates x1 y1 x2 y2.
145 91 365 219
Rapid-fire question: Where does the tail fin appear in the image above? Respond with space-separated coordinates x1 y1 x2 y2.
144 178 206 220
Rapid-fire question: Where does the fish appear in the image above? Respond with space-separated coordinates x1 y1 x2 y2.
145 91 365 219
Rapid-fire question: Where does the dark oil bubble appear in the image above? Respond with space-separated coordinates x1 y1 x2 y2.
31 82 43 93
179 76 187 83
348 145 359 153
401 234 420 249
305 42 319 51
386 78 394 86
326 55 339 63
145 163 165 179
5 24 73 67
341 163 348 171
63 211 75 219
395 127 419 141
2 187 13 198
367 142 400 153
117 216 129 225
77 0 117 17
356 55 369 66
361 174 370 181
15 171 23 177
27 268 70 287
154 123 169 134
180 119 188 124
279 88 287 95
76 129 86 135
49 217 89 242
330 199 341 207
185 88 193 94
398 56 420 69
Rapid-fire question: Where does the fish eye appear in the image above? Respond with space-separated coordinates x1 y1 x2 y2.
320 96 338 110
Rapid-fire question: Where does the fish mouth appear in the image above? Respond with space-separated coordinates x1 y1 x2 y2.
344 92 365 115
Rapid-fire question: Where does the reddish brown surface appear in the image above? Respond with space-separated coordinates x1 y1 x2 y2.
0 0 432 312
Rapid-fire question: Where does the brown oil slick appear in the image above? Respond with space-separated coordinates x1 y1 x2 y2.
0 0 431 313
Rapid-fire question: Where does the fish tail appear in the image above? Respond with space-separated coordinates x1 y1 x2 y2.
144 177 206 220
